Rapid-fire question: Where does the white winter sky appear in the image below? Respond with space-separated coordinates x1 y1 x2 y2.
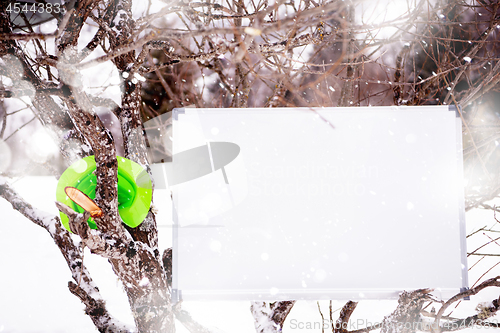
0 0 500 332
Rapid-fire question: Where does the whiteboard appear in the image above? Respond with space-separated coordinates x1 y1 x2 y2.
169 106 467 301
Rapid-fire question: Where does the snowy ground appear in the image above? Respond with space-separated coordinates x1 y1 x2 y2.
0 177 499 332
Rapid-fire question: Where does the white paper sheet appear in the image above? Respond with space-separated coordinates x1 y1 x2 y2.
170 106 467 301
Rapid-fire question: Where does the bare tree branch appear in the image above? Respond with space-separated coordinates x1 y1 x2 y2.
334 301 358 333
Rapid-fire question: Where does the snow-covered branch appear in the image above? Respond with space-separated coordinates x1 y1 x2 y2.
68 281 133 333
251 301 296 333
433 277 500 332
0 178 131 332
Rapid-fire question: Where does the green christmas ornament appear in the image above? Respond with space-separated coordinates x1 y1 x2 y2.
56 155 152 232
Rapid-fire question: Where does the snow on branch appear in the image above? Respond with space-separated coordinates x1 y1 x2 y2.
0 177 131 332
251 301 296 333
433 277 500 332
331 283 500 333
68 281 133 333
381 289 433 333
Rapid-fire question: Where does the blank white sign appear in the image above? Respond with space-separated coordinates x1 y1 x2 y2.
171 106 467 301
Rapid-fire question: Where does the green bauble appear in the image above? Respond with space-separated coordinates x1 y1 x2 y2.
56 155 152 232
